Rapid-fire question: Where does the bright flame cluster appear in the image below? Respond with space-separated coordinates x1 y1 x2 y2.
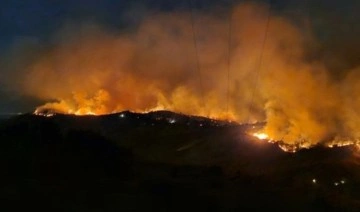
253 132 269 140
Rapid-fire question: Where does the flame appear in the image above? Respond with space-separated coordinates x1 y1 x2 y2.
253 132 269 140
11 2 360 151
74 110 97 116
278 144 298 153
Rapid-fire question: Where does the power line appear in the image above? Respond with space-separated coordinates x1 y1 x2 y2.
226 2 233 115
189 0 205 108
248 0 272 123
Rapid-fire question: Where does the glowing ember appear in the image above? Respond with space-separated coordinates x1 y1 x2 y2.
278 144 298 153
326 140 356 148
253 132 269 140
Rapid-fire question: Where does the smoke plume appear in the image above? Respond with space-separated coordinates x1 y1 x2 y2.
2 2 360 146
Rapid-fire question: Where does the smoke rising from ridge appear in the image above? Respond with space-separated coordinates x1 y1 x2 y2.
1 2 360 146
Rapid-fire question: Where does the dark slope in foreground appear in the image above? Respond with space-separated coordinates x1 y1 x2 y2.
0 111 360 211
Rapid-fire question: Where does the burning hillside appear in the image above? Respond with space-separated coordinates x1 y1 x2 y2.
31 109 360 153
2 2 360 148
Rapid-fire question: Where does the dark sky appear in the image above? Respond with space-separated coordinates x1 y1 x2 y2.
0 0 359 113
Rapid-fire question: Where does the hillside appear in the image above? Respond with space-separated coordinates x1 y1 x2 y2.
0 111 360 211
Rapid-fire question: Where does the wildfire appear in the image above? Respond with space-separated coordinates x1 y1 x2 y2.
19 2 360 153
278 144 298 153
74 110 97 116
326 140 357 148
32 106 360 154
253 132 269 140
33 108 55 117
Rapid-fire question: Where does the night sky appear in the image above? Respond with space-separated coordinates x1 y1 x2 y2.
0 0 359 113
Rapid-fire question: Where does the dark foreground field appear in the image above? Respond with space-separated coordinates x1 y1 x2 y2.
0 111 360 211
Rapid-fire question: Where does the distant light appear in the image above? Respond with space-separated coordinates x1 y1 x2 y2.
334 182 339 186
169 119 176 124
119 113 126 118
312 179 317 184
199 123 203 127
341 180 346 184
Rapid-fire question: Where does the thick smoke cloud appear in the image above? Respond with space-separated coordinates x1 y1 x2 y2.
1 2 360 146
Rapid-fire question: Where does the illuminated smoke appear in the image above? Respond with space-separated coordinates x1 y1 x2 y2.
2 2 360 147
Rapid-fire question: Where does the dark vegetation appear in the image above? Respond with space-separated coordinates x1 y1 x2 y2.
0 111 360 211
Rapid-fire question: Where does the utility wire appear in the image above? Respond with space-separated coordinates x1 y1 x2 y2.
248 0 272 123
226 2 233 115
189 0 205 108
